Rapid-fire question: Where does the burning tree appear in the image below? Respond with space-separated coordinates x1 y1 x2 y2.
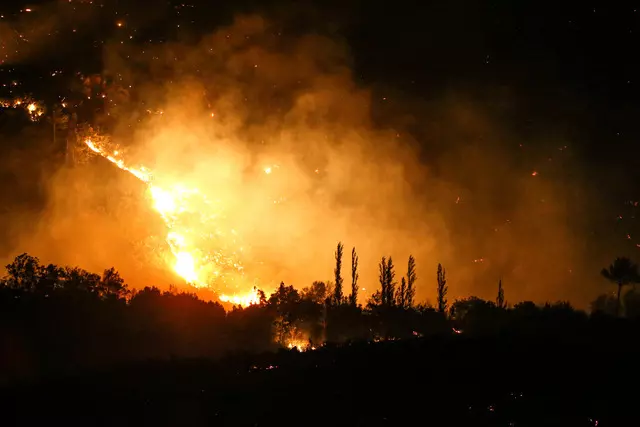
268 282 301 346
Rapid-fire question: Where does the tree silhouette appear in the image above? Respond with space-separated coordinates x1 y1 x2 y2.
298 282 327 344
100 267 129 300
406 255 417 308
37 262 64 295
334 242 344 305
377 256 388 307
371 257 397 308
437 263 448 314
1 254 130 301
63 266 101 295
3 247 634 384
350 247 359 306
496 279 506 309
384 257 396 307
257 287 268 306
590 293 617 316
301 281 329 304
367 289 382 308
601 257 640 316
397 277 407 308
4 253 41 292
450 296 499 334
268 282 301 345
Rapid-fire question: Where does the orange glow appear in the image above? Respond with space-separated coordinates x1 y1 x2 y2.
84 137 262 305
287 339 314 351
219 288 262 306
5 13 588 314
0 97 45 121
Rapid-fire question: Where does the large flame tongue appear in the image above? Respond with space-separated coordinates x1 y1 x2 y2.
84 138 262 306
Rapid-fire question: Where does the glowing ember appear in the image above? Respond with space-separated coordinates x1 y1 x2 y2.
0 97 45 121
286 338 315 352
219 288 262 306
84 137 261 305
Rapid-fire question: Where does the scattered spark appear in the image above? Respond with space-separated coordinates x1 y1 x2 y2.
0 97 45 121
219 288 262 306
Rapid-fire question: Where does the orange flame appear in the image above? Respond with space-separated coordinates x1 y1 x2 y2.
0 97 45 121
84 137 262 306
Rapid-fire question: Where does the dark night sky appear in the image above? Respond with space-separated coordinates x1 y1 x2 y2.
4 0 639 168
2 0 639 198
185 1 639 187
350 1 640 161
345 0 640 221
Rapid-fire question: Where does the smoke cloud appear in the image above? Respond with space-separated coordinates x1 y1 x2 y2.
1 11 597 307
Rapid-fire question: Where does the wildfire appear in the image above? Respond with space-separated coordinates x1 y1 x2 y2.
286 338 315 352
84 137 263 306
0 97 45 121
219 288 262 306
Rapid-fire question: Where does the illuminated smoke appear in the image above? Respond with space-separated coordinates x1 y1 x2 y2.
84 136 257 304
3 12 594 307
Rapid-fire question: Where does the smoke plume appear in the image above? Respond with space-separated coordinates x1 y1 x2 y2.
2 11 596 307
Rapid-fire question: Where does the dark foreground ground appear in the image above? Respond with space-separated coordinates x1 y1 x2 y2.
1 330 638 427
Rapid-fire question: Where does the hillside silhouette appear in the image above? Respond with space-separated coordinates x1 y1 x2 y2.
1 247 639 426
